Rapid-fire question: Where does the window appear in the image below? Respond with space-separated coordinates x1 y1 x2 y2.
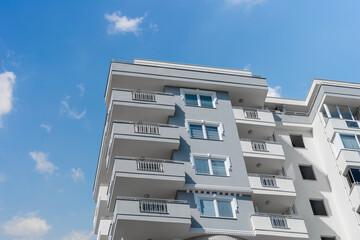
321 237 336 240
194 158 227 176
346 121 359 128
346 168 360 188
340 134 360 150
310 199 327 216
290 135 305 148
182 89 216 108
299 165 316 180
199 198 233 218
188 122 222 140
324 104 354 120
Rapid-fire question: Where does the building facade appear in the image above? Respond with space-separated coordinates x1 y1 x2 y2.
93 59 360 240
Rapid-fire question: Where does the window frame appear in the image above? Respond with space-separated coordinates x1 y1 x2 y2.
180 88 217 108
299 165 317 180
290 134 306 148
309 199 328 216
324 104 354 120
339 134 360 150
191 153 231 177
186 120 224 141
195 193 237 219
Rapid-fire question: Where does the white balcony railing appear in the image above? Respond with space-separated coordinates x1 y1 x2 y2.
137 159 164 172
244 109 259 119
270 216 288 228
139 200 168 213
134 122 160 135
251 140 268 151
261 176 277 187
132 90 156 102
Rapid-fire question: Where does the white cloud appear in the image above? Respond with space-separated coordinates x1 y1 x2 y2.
225 0 266 8
40 123 51 133
0 71 16 127
2 212 51 240
76 83 85 97
60 100 86 120
62 231 94 240
29 151 57 174
149 23 159 33
105 11 145 35
243 64 251 70
0 172 5 182
71 168 85 182
267 86 282 97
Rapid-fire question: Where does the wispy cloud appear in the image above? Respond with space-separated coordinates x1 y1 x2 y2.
149 23 159 33
2 212 51 240
71 168 85 182
0 71 16 127
60 99 86 120
40 123 51 133
62 231 95 240
29 151 57 175
76 83 85 97
267 86 282 97
243 64 251 70
225 0 266 8
105 11 145 35
0 173 5 183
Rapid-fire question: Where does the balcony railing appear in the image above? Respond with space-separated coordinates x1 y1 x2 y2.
134 122 160 135
261 176 277 187
136 159 164 172
132 90 156 102
139 200 168 214
270 216 288 228
251 140 268 151
244 109 259 119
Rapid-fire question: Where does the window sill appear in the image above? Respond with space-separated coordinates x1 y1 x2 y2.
200 215 236 220
195 173 229 177
190 137 223 142
185 104 216 109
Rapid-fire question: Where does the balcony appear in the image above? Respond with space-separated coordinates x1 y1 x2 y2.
249 174 296 213
107 89 175 124
97 218 111 240
94 185 112 234
251 214 309 240
240 139 285 174
350 184 360 212
105 121 180 170
336 149 360 174
233 107 276 139
109 197 191 240
325 118 360 140
107 157 185 211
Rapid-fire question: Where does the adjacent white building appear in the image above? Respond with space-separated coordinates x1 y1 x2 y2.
93 59 360 240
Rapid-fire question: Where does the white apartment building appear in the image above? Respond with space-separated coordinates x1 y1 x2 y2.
93 59 360 240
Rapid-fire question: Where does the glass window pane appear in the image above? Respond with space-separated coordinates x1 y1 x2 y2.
217 200 233 218
205 126 219 140
195 158 210 174
211 160 226 176
350 168 360 183
299 165 316 180
200 95 213 108
328 105 340 118
346 121 359 128
185 94 198 106
339 106 352 120
310 199 327 216
189 124 203 138
200 199 215 216
340 135 360 150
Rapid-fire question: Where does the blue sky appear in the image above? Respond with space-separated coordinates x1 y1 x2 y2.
1 0 360 239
